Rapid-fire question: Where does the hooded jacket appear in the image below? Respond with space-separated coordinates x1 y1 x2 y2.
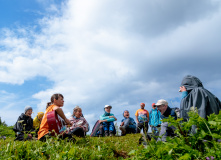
180 75 221 120
13 113 34 133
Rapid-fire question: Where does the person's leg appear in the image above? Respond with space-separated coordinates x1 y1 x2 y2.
136 122 143 133
70 127 85 137
143 122 149 134
103 122 109 136
109 122 115 136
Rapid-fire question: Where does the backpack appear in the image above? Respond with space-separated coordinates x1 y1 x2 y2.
90 120 116 137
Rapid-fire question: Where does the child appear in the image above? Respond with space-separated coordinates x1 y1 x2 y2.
69 106 89 137
33 112 44 138
99 105 117 136
135 103 149 134
119 110 136 136
13 106 34 141
33 112 44 130
149 103 161 136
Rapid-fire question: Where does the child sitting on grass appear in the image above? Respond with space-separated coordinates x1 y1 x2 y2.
119 110 136 136
33 112 44 138
69 106 89 137
13 106 34 141
99 105 117 136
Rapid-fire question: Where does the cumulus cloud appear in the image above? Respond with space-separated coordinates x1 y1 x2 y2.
1 0 221 126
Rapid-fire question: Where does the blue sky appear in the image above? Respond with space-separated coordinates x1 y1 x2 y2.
1 0 221 132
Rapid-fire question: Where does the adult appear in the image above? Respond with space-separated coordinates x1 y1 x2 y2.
155 99 177 142
119 110 136 136
69 106 89 137
149 103 161 136
180 75 221 121
38 93 71 141
135 103 149 134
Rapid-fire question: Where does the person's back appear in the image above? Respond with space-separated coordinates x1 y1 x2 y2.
180 75 221 121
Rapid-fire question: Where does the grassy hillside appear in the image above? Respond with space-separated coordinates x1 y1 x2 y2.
0 110 221 159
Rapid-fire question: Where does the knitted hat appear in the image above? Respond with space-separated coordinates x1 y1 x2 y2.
24 106 33 113
37 112 44 119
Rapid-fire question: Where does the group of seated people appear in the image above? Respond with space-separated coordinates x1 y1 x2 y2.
13 92 169 141
12 75 221 141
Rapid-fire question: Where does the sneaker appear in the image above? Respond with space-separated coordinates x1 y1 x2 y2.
109 131 114 137
119 126 126 135
105 131 109 137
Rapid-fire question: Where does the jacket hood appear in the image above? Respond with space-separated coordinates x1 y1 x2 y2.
181 75 203 92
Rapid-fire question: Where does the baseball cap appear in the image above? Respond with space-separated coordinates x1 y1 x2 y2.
104 105 112 109
155 99 168 106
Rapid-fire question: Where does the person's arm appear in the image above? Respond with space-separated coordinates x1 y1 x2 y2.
135 116 139 123
100 114 116 122
146 111 149 122
53 106 71 125
135 110 139 123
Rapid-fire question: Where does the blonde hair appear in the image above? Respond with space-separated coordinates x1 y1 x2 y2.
72 106 82 116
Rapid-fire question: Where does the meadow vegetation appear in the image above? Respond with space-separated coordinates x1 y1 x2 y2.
0 110 220 159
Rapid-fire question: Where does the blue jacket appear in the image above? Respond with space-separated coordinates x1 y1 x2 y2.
121 117 136 129
149 108 161 126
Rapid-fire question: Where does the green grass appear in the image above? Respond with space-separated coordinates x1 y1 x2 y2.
1 110 221 159
0 134 143 160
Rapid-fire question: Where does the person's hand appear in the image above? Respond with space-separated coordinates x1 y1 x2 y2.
179 86 187 92
121 122 124 126
99 120 103 123
65 118 71 125
150 125 152 127
109 116 114 118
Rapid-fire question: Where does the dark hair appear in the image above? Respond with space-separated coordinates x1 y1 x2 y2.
51 93 64 103
46 102 52 109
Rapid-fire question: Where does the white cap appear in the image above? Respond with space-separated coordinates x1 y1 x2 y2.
155 99 168 106
104 105 112 109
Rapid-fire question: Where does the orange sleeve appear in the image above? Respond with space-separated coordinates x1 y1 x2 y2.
135 109 139 116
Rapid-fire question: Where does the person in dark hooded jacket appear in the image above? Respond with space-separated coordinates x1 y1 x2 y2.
180 75 221 121
13 106 34 141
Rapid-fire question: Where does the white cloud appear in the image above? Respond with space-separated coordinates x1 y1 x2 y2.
1 0 221 126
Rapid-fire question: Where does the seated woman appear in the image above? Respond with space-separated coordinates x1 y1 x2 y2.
69 106 89 137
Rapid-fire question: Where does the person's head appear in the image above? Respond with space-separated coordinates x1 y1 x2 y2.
24 106 33 117
51 93 64 107
155 99 168 114
73 106 82 118
37 112 44 121
140 103 145 109
180 75 203 92
152 103 156 109
123 110 130 118
46 102 52 109
104 105 112 113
